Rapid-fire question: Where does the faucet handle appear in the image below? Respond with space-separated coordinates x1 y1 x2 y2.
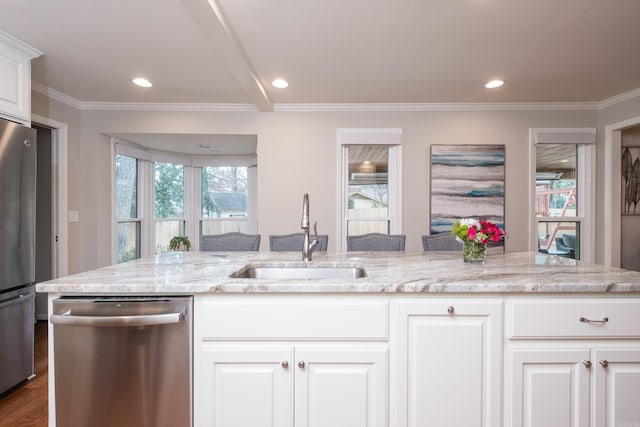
313 222 318 239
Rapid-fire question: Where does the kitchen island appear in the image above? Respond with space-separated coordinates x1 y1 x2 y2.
37 251 640 427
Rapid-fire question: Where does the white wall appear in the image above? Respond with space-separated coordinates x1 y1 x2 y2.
33 94 603 273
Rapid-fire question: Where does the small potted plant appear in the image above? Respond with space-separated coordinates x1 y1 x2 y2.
169 236 191 251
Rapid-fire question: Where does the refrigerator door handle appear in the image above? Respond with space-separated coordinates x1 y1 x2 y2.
50 311 184 327
0 292 35 310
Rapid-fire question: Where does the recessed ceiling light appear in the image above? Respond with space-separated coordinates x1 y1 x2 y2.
272 78 288 89
560 159 569 163
132 77 152 88
485 79 504 89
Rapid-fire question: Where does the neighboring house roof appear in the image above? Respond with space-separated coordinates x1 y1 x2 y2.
208 192 246 212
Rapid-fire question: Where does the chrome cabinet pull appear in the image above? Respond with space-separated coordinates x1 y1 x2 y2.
583 360 592 368
599 360 609 368
281 361 289 369
579 316 609 323
447 306 454 314
298 361 306 369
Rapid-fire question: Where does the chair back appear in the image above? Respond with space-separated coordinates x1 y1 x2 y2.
201 232 261 251
422 233 461 251
269 233 329 251
346 233 406 252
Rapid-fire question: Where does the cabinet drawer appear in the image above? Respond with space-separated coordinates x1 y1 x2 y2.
197 297 388 340
508 300 640 339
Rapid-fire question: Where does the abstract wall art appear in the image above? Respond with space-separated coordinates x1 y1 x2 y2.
430 144 505 234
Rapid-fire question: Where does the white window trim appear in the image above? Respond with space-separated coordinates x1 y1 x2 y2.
336 128 403 252
529 128 596 262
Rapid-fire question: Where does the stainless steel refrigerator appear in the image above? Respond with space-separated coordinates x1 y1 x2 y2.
0 117 37 394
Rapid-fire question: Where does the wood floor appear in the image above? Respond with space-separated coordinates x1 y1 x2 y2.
0 321 48 427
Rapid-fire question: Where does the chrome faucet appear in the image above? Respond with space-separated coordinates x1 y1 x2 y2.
301 193 320 261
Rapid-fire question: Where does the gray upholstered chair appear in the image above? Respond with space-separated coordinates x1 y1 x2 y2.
422 233 461 251
201 232 260 251
346 233 406 252
269 233 329 251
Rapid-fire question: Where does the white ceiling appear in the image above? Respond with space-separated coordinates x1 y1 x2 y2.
2 0 640 111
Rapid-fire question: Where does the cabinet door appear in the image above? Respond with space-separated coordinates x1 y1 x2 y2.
510 348 590 427
294 348 387 427
195 347 293 427
396 301 502 427
593 349 640 427
0 43 32 123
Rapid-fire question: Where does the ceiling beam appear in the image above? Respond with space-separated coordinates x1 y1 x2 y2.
181 0 273 112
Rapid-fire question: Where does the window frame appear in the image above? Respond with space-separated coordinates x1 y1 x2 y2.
113 151 145 263
529 128 596 262
337 128 403 252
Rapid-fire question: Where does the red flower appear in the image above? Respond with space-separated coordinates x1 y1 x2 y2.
467 226 477 240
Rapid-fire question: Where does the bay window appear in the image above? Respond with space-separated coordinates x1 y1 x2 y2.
113 140 257 262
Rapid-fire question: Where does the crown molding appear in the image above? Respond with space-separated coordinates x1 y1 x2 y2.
598 87 640 110
31 83 640 113
31 82 258 112
0 31 42 59
32 82 83 110
273 102 599 112
80 102 259 112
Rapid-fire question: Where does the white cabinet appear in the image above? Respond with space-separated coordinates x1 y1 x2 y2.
194 295 388 427
593 349 640 426
509 348 591 427
395 300 503 427
506 298 640 427
294 348 386 427
196 346 386 427
0 32 41 123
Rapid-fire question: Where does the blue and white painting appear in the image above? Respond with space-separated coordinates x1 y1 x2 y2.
430 145 505 234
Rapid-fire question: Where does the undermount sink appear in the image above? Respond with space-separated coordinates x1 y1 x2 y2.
230 264 368 280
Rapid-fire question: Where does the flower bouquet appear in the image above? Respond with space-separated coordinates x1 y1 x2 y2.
451 218 506 263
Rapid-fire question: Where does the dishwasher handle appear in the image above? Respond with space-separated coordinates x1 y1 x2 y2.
50 311 184 327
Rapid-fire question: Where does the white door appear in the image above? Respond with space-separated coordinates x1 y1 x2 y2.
396 301 502 427
294 348 387 427
510 348 590 427
593 349 640 427
195 347 294 427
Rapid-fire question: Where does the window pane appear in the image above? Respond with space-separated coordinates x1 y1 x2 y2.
535 144 577 218
201 219 248 235
537 221 580 259
201 166 248 219
117 221 140 263
155 220 185 253
347 145 389 228
155 162 184 218
115 155 137 219
347 220 390 236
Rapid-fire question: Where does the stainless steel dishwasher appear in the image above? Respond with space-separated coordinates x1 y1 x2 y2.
50 296 192 427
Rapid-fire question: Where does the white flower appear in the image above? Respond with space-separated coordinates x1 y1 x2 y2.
459 218 480 228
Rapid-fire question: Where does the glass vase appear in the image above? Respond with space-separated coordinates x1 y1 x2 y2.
462 240 487 264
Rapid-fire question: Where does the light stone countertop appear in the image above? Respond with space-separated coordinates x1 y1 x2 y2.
35 251 640 294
